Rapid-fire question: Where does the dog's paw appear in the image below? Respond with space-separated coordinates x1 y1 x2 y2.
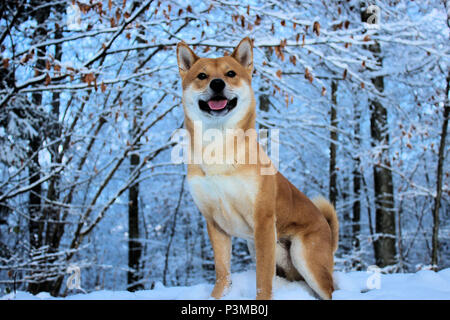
256 291 273 300
211 280 231 299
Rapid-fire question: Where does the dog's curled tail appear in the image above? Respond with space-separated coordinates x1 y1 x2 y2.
312 197 339 253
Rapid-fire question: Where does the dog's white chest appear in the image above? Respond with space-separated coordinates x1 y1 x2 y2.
188 174 258 239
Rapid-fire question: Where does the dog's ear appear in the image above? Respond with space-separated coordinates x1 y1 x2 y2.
177 41 199 78
231 37 253 75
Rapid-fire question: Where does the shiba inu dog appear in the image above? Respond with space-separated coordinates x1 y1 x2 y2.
176 37 339 300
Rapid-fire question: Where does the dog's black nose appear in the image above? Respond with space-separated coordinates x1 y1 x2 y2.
210 78 225 93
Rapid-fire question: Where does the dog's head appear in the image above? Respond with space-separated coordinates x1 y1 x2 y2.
176 38 254 126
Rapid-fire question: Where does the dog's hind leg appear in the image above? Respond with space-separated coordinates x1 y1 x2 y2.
250 238 302 281
275 239 302 281
289 228 334 300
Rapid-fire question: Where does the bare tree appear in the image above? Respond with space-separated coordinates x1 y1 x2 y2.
431 70 449 268
329 80 338 208
361 2 397 268
352 99 362 268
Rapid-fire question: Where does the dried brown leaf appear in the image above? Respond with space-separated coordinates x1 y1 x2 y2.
255 15 261 26
276 70 282 78
44 73 51 86
313 21 320 36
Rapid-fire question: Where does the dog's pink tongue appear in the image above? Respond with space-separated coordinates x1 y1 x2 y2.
208 99 228 110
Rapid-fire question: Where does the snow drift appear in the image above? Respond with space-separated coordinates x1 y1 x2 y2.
2 268 450 300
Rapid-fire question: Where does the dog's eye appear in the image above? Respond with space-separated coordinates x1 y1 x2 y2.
197 73 208 80
226 70 236 78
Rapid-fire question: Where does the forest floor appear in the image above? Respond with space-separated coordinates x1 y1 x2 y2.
2 268 450 300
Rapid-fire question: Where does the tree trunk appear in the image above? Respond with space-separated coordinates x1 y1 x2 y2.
431 71 449 268
127 3 145 290
258 48 272 132
42 21 64 296
352 101 361 254
361 3 397 267
351 98 362 269
329 80 338 207
370 77 397 268
127 76 144 292
45 22 63 249
162 176 185 286
128 150 143 291
28 3 50 294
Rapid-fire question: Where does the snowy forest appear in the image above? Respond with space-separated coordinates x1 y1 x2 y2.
0 0 448 297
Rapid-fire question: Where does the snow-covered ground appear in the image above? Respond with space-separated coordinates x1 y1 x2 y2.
2 268 450 300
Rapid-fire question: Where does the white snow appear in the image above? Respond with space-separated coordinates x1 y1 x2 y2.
2 268 450 300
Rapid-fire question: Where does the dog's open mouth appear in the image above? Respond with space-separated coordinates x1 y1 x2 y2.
199 96 238 116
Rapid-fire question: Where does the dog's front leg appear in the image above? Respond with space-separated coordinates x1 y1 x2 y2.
206 220 231 299
254 199 276 300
